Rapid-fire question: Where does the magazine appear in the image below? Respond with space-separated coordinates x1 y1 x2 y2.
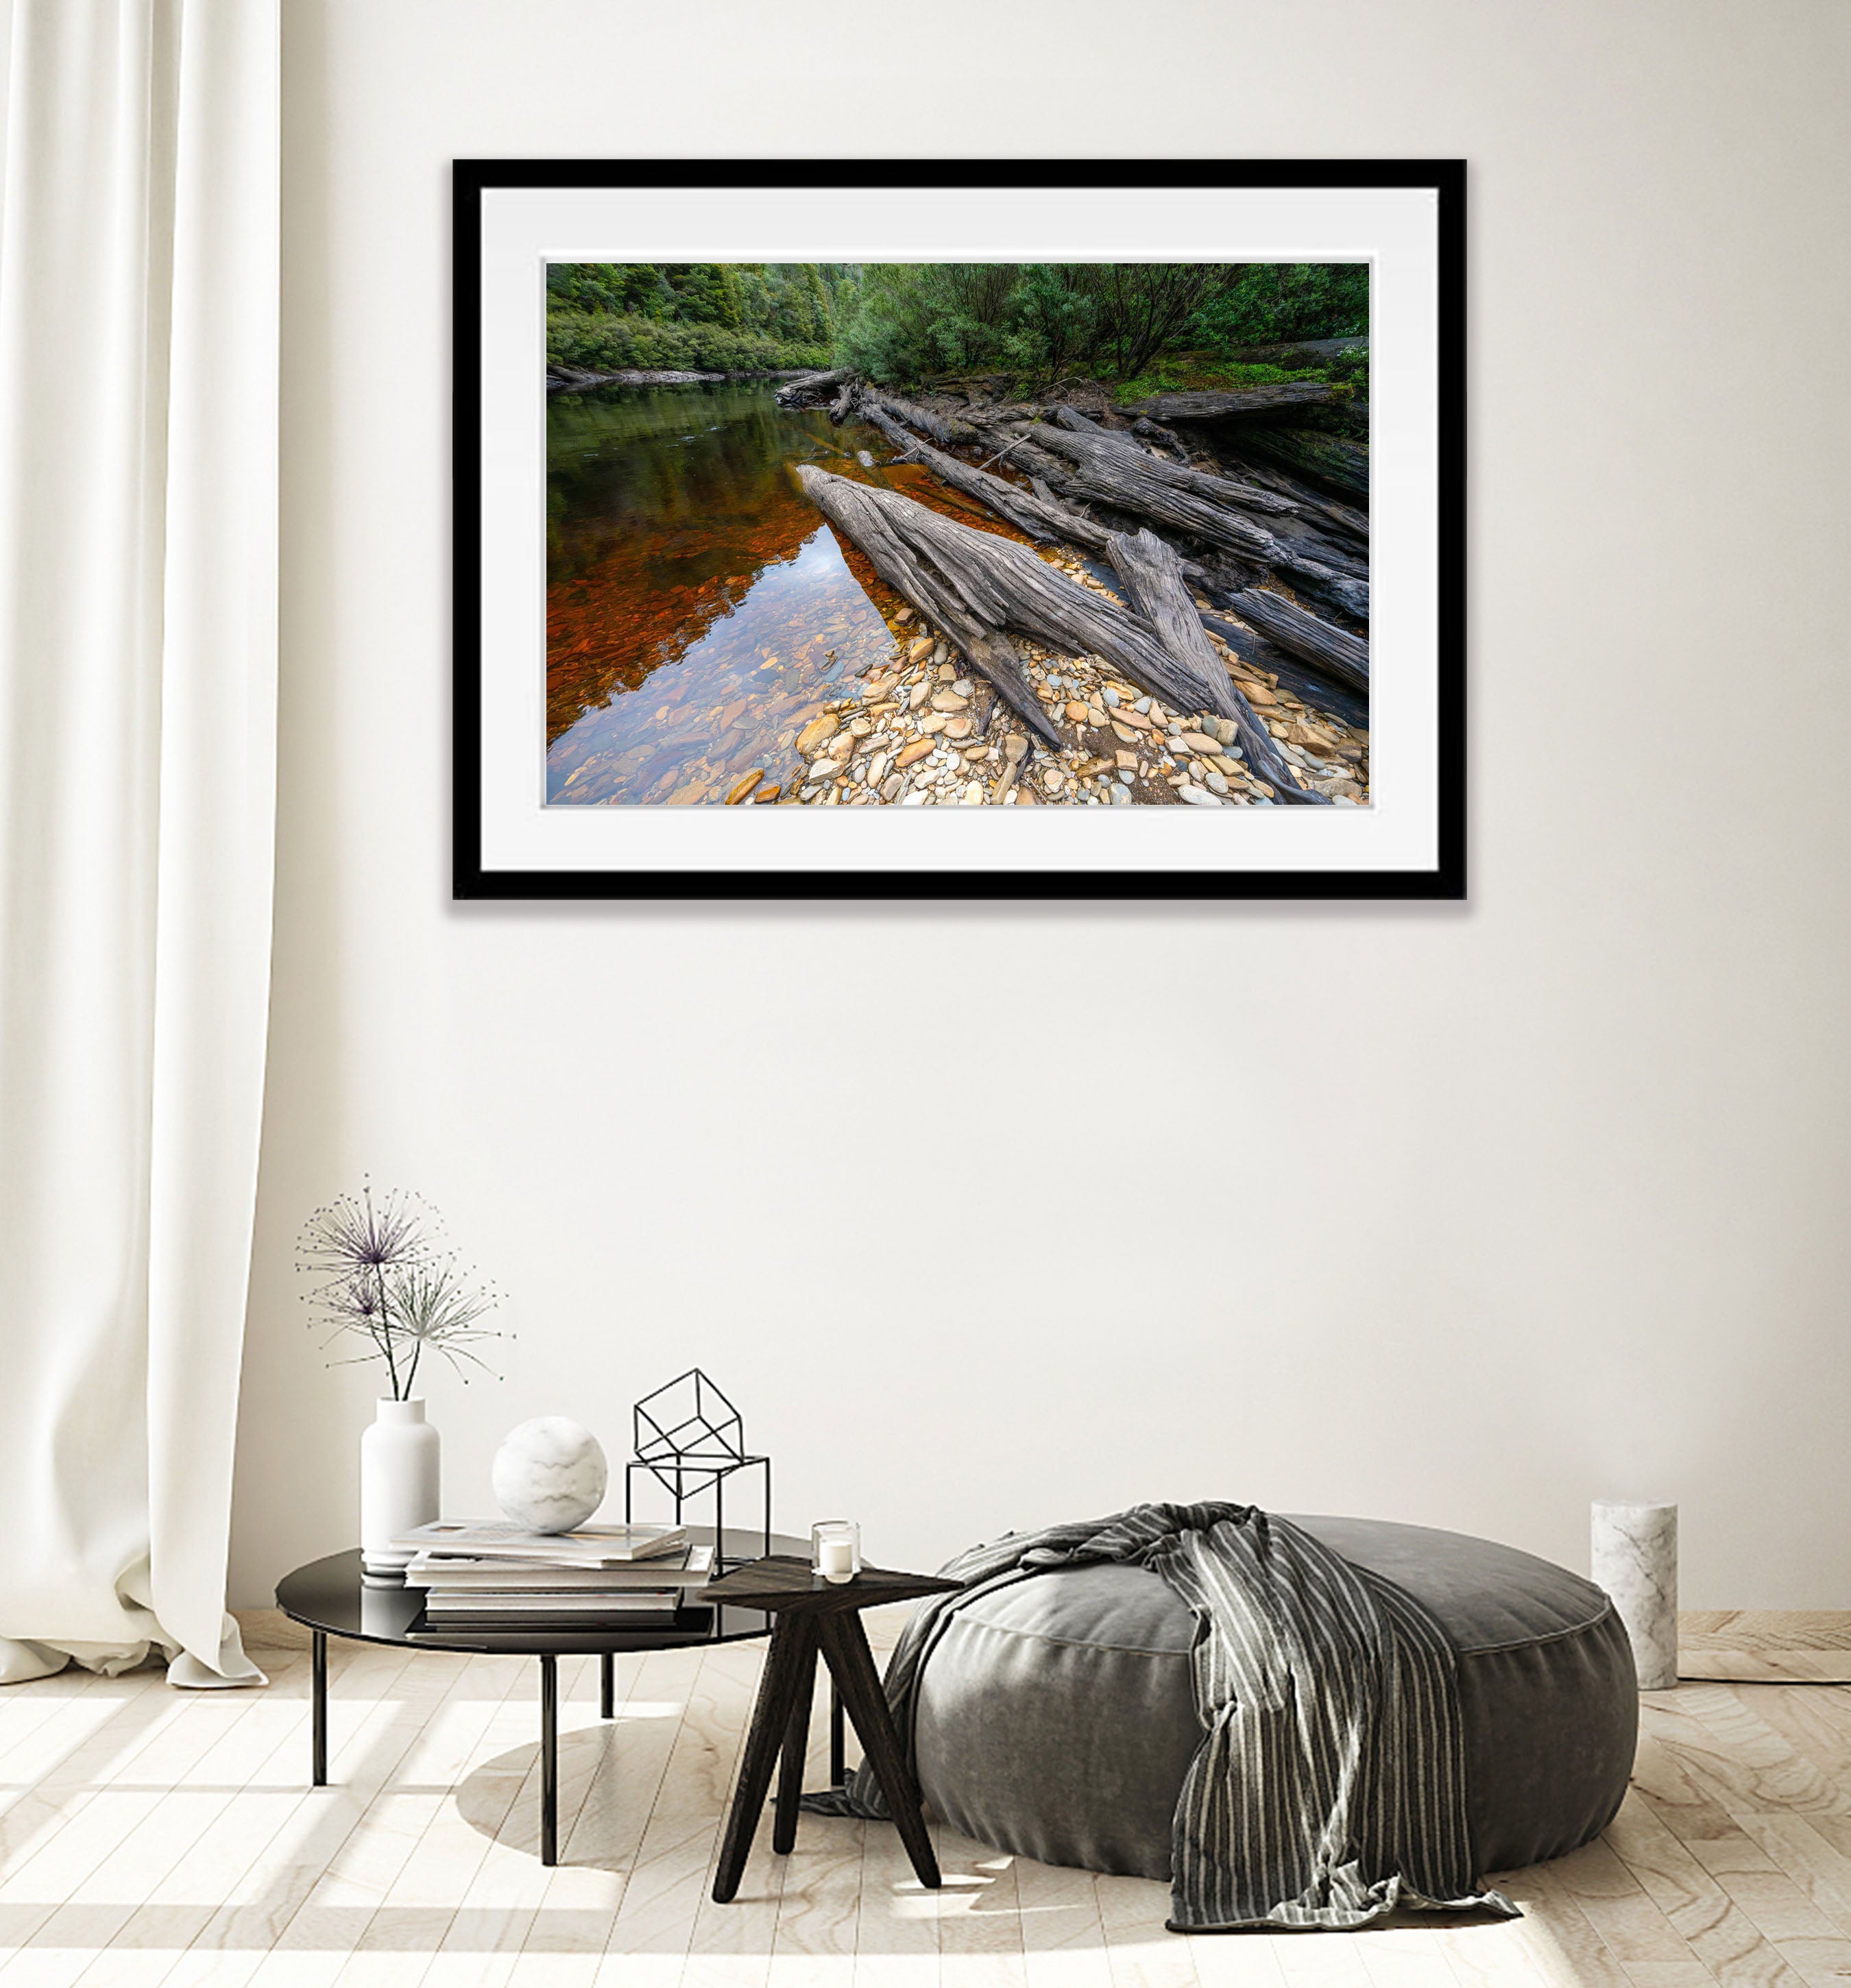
391 1518 690 1566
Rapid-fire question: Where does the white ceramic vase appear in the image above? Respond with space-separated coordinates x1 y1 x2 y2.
360 1398 441 1575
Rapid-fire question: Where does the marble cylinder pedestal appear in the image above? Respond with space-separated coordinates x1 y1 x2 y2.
1592 1499 1678 1690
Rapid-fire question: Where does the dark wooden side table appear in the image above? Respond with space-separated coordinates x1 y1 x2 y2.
702 1555 960 1904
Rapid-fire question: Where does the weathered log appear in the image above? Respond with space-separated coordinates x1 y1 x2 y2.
1131 415 1190 461
1220 454 1369 543
795 466 1246 730
1236 426 1369 500
1044 412 1299 516
829 377 857 424
1028 424 1368 621
1220 587 1370 694
972 426 1075 485
862 403 1364 708
857 400 1117 557
867 391 976 448
1200 614 1370 734
1129 384 1336 422
774 367 851 407
1106 531 1327 805
1227 335 1368 369
794 469 1061 749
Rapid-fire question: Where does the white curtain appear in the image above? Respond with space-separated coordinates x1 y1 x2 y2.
0 0 278 1686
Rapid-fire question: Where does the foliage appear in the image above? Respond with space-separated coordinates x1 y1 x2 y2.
546 262 854 374
1110 351 1370 406
546 258 1369 387
1187 264 1370 349
297 1185 505 1398
832 262 1368 387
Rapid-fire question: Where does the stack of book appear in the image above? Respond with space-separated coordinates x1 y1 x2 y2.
394 1519 712 1627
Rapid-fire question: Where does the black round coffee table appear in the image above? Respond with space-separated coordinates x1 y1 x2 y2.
276 1526 810 1865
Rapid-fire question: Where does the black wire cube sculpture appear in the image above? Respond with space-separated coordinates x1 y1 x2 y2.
625 1369 771 1571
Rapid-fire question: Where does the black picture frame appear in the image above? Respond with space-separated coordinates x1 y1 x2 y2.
454 158 1464 901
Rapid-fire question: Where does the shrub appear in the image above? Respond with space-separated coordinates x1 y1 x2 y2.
546 309 828 374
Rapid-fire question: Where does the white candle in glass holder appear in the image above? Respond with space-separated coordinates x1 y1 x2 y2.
812 1518 860 1584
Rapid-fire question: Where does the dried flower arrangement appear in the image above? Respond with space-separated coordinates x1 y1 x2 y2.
296 1183 505 1399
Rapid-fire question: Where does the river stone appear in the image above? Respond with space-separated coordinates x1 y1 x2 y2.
491 1418 607 1534
795 714 839 755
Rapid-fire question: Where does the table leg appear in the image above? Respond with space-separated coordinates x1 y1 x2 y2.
830 1677 845 1789
712 1619 812 1904
819 1613 940 1890
540 1653 559 1867
773 1619 819 1854
311 1631 327 1787
600 1651 614 1721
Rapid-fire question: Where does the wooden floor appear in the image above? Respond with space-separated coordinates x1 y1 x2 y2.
5 1615 1851 1988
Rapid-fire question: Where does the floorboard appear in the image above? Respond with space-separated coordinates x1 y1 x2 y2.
0 1614 1846 1988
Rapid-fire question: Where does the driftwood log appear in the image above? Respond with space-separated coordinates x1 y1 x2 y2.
862 398 1364 712
856 400 1118 556
1045 410 1298 514
1220 587 1370 694
865 391 977 448
774 367 851 407
793 469 1061 748
1028 424 1369 622
795 466 1253 734
1236 426 1369 500
1223 456 1369 544
1106 531 1327 805
1201 614 1370 734
1129 384 1336 422
829 377 856 424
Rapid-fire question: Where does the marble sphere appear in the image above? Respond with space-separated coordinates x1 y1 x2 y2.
492 1418 609 1534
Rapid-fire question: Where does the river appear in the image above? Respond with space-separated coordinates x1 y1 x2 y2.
545 380 1022 806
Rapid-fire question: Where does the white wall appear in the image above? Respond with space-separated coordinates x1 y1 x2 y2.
232 0 1851 1611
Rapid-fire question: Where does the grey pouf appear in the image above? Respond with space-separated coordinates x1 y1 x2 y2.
912 1514 1636 1882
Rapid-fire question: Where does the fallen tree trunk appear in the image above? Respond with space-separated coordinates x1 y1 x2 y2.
1236 426 1369 500
1128 384 1336 422
775 367 851 407
860 402 1362 711
1047 410 1299 515
795 465 1248 730
829 376 857 424
1227 335 1368 369
793 469 1061 748
1219 587 1370 694
1220 455 1369 544
1200 614 1369 733
1029 424 1369 622
1107 531 1328 805
866 391 976 448
1131 415 1190 461
857 400 1118 556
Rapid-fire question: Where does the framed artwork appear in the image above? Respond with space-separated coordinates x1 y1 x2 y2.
454 160 1464 900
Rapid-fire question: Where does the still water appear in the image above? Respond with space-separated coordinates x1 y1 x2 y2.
546 381 1020 805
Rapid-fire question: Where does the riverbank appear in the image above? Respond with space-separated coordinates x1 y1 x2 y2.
731 577 1368 808
546 364 816 393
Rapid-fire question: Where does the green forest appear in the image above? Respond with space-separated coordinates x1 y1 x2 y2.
546 261 1368 396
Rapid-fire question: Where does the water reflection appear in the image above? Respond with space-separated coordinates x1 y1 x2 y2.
544 380 1023 806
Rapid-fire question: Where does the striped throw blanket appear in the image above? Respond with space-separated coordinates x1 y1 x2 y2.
815 1503 1519 1932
